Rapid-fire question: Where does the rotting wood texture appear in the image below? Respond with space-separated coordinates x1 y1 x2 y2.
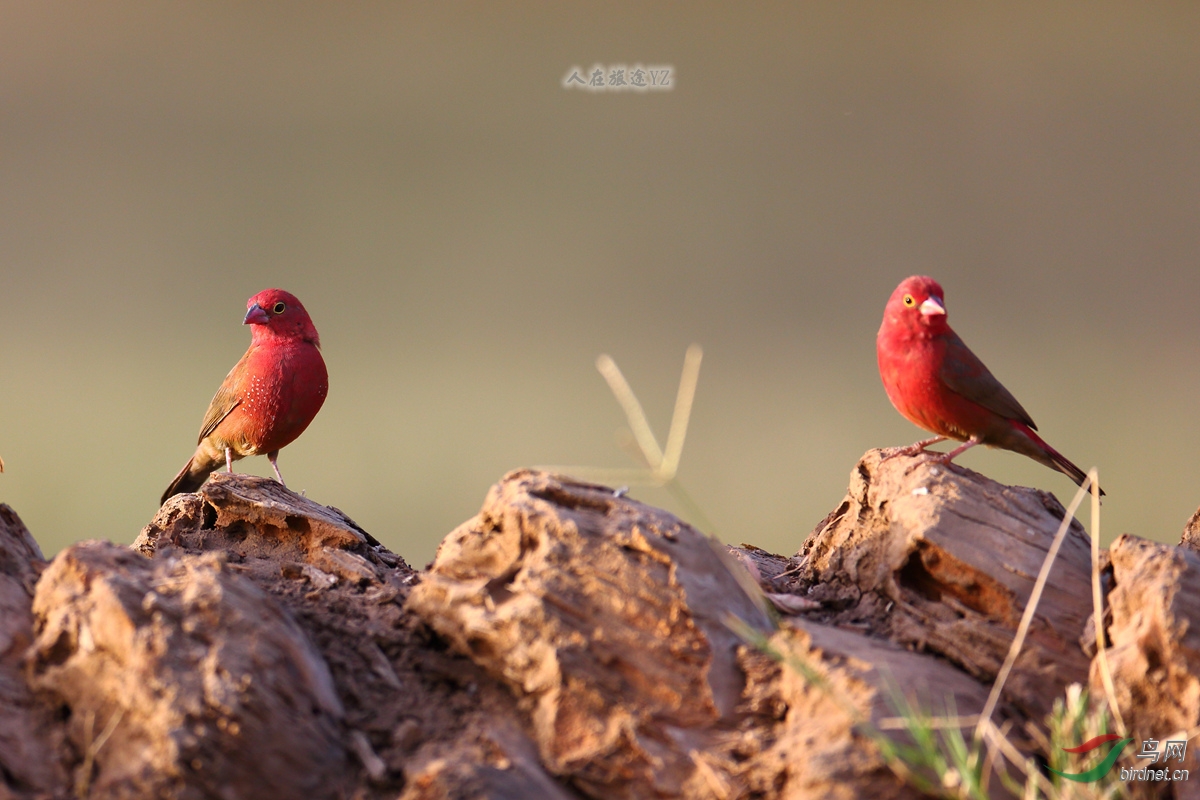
0 456 1196 799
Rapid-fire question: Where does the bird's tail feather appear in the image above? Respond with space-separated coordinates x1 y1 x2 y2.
161 455 216 506
1020 425 1104 497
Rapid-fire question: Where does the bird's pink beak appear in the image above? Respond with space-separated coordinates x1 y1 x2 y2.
243 303 270 325
919 296 946 316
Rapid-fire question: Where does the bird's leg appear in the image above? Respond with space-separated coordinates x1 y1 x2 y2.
268 450 286 486
932 435 982 465
225 447 233 473
881 435 948 460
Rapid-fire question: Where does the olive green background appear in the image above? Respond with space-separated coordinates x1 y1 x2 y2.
3 3 1197 565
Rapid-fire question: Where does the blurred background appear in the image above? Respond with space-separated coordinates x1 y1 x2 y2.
2 3 1197 564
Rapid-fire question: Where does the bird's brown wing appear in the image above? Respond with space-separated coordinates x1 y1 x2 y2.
938 330 1038 430
196 357 245 443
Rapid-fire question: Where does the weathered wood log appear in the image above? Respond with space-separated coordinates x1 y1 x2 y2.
27 540 348 800
408 470 777 800
6 451 1195 799
135 472 387 566
407 469 1018 800
1181 505 1200 554
133 472 578 800
791 449 1094 724
396 719 585 800
1098 534 1200 796
737 621 1000 800
0 505 67 800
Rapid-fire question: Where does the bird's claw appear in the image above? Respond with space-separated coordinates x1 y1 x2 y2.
879 444 932 462
880 436 951 463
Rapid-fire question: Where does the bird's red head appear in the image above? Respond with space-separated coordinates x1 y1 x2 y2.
244 289 321 347
882 275 948 335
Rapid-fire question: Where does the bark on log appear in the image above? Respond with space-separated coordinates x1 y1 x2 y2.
132 472 577 800
1098 534 1200 797
408 468 1013 800
791 449 1094 724
1181 505 1200 554
3 451 1198 799
407 470 776 800
0 505 67 800
736 621 999 800
27 541 347 800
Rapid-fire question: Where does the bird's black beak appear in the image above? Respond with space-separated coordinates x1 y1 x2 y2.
243 303 270 325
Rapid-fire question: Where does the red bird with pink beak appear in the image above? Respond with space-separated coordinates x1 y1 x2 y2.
161 289 328 504
876 275 1099 493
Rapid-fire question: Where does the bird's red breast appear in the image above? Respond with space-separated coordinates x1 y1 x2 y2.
198 288 328 458
876 276 1030 443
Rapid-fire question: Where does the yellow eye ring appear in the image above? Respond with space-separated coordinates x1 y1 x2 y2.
273 302 286 314
902 294 915 307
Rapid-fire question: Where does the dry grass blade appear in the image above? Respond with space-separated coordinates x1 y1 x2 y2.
974 474 1093 742
978 718 1056 798
542 346 704 488
709 536 774 623
661 344 703 478
538 346 716 532
75 707 124 799
1088 468 1126 735
595 353 665 470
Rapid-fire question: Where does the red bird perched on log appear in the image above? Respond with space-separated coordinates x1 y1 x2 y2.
161 289 328 505
876 275 1101 494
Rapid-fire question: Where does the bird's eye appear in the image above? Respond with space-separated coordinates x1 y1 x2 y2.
903 294 915 307
272 302 286 314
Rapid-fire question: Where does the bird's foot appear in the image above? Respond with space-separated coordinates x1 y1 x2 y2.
880 435 948 461
899 451 950 476
894 453 961 484
899 437 980 476
880 444 925 461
